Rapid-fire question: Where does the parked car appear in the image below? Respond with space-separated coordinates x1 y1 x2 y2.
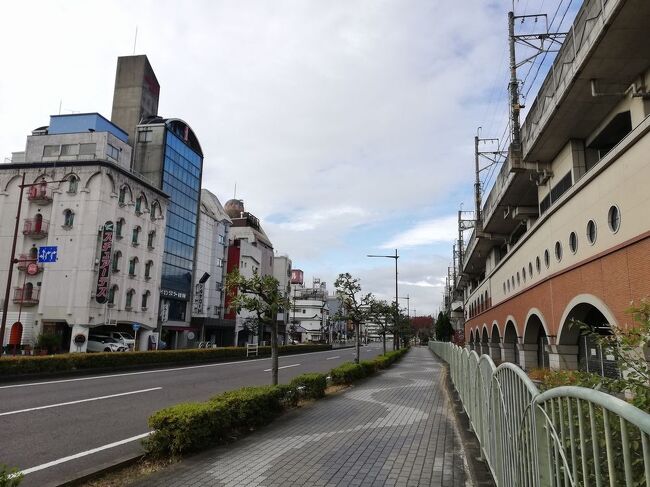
87 335 128 352
108 331 135 350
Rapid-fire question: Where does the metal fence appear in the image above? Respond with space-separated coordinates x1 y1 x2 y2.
430 342 650 486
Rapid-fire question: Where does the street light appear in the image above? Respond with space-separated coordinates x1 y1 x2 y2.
367 248 399 349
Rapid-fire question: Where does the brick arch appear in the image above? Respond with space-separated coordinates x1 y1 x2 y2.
490 322 500 343
556 294 618 346
523 308 549 343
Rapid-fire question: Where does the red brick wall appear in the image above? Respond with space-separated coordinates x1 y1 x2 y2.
465 235 650 340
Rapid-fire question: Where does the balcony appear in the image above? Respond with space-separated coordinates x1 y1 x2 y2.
13 287 40 306
16 254 42 273
23 218 49 239
27 184 53 205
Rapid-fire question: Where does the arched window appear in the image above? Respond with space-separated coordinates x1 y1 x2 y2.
147 231 155 249
151 201 160 220
125 289 135 309
112 251 122 272
135 196 143 215
132 226 141 245
24 282 34 300
67 176 78 194
29 246 38 260
63 209 74 228
144 260 153 279
128 257 138 276
108 285 118 306
141 290 150 309
118 186 128 205
115 218 125 239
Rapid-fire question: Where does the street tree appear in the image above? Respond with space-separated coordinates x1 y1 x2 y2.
435 311 453 342
334 273 373 364
368 299 397 354
226 268 288 385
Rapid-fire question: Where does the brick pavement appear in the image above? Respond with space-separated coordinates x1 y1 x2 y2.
136 346 467 487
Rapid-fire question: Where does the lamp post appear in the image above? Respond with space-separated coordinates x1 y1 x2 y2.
367 249 399 350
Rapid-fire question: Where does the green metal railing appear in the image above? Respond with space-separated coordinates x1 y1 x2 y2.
430 342 650 486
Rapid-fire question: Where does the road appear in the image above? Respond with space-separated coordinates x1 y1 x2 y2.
0 345 385 487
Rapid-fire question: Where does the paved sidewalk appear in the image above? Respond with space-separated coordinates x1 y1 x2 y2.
136 347 467 487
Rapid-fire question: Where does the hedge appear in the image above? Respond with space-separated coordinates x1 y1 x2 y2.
0 344 332 379
146 348 411 457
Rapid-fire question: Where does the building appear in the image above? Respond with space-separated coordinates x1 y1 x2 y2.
0 113 168 352
191 189 232 346
454 0 650 375
290 277 329 342
110 55 204 348
222 199 275 345
272 254 292 344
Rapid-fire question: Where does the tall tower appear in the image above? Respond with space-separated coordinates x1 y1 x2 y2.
110 55 160 145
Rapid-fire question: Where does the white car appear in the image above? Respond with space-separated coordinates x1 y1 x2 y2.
87 336 128 353
108 331 136 350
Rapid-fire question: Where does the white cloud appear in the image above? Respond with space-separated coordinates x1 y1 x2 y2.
381 215 458 249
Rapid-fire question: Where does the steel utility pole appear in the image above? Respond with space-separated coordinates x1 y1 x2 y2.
367 249 399 349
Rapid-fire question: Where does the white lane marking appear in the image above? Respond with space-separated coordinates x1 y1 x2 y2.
263 364 300 372
18 432 152 476
0 387 162 417
0 348 348 390
326 356 340 360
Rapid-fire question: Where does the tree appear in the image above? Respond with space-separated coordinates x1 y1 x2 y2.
435 311 453 342
226 268 287 385
334 273 372 364
368 299 396 355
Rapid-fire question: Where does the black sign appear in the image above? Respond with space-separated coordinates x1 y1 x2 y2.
74 334 87 345
96 221 114 304
160 288 188 300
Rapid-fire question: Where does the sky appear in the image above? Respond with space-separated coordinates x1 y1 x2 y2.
0 1 577 316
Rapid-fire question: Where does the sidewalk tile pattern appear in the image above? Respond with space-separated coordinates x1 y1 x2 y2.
137 347 466 486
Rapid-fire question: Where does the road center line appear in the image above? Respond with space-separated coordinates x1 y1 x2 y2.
0 387 163 417
18 432 152 476
263 364 300 372
326 356 340 360
0 348 352 390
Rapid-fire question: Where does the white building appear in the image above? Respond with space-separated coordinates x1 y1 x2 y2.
0 114 168 353
290 278 328 342
273 254 292 344
191 189 232 346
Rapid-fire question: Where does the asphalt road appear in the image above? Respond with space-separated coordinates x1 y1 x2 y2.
0 345 385 487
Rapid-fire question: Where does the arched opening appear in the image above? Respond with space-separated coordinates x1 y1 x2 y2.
9 322 23 347
480 327 489 356
468 330 475 350
473 328 481 354
503 321 519 365
34 213 43 232
24 282 34 300
490 323 501 362
523 314 548 369
558 302 617 378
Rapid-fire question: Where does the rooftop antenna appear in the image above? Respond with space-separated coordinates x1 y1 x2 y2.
133 26 138 55
58 99 62 115
233 182 237 199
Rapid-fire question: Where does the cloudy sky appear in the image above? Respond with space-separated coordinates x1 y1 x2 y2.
0 1 576 315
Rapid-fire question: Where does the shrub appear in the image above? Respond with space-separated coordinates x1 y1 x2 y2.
289 373 327 399
359 360 377 376
0 344 332 379
0 464 22 487
330 362 367 385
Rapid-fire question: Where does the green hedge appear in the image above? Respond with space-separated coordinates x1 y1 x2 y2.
0 344 332 379
289 373 327 399
330 348 410 385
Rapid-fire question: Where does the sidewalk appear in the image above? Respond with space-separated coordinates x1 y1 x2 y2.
136 347 467 487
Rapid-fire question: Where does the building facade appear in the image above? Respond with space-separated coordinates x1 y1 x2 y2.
0 114 168 352
191 189 232 346
290 278 329 342
454 0 650 375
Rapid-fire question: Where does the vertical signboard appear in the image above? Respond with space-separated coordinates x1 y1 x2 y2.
96 221 114 304
193 282 205 314
290 269 304 285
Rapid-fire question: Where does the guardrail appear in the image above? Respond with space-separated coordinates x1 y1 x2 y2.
430 341 650 486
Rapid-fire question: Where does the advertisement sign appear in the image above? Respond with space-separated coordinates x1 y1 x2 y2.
95 221 114 304
290 269 304 285
160 288 188 300
193 282 205 314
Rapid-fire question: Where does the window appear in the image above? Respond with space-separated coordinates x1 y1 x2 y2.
151 202 159 220
43 145 60 157
132 226 141 245
536 256 541 273
141 291 150 309
61 144 78 156
554 241 562 262
503 282 506 294
145 260 153 279
125 289 135 309
128 257 138 276
79 143 96 156
112 251 122 272
106 144 120 161
544 249 550 268
587 220 597 245
108 285 118 306
507 280 511 292
218 234 225 245
569 232 578 254
608 206 621 233
67 176 78 194
116 218 124 238
138 130 153 142
135 197 142 214
119 186 128 205
516 272 520 286
528 262 533 277
522 267 526 283
216 257 223 267
147 231 155 249
63 209 74 228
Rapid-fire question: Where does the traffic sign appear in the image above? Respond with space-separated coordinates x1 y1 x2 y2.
38 246 58 263
132 323 141 332
26 263 39 275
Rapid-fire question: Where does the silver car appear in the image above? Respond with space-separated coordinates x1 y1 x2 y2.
87 335 128 352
